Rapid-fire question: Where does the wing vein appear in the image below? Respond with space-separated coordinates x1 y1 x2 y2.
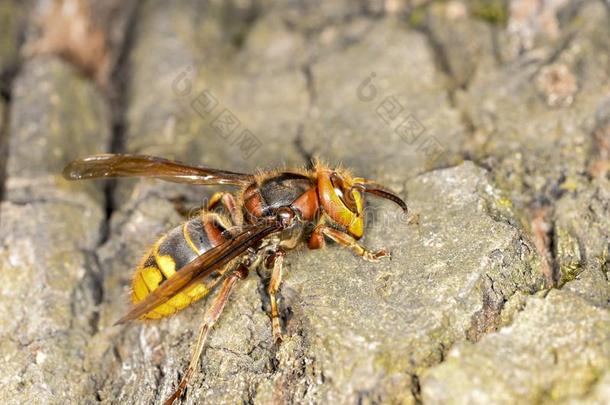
63 154 255 186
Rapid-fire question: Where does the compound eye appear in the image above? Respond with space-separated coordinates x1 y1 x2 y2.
331 173 359 213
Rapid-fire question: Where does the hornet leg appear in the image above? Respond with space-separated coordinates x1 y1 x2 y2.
308 225 390 262
164 264 248 405
207 192 243 225
265 249 286 343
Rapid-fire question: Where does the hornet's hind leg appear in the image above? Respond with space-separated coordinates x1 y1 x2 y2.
208 192 246 240
264 249 286 343
207 192 243 225
164 264 249 405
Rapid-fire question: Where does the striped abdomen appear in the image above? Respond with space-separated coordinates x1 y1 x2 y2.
131 215 228 319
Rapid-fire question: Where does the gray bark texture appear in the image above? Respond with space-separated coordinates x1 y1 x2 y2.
0 1 609 404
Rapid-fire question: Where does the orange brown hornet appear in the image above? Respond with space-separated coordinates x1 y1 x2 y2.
62 154 408 404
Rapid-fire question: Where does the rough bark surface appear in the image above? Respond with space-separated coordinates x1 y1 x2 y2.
0 1 608 404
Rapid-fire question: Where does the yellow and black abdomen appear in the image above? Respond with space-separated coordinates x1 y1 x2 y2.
132 215 227 319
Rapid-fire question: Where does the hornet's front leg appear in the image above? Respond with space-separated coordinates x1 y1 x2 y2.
308 225 390 262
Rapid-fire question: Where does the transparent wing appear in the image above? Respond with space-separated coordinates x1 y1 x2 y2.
63 153 254 186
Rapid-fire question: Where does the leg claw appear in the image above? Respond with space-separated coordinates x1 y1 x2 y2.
273 331 284 344
271 317 284 344
363 248 391 262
